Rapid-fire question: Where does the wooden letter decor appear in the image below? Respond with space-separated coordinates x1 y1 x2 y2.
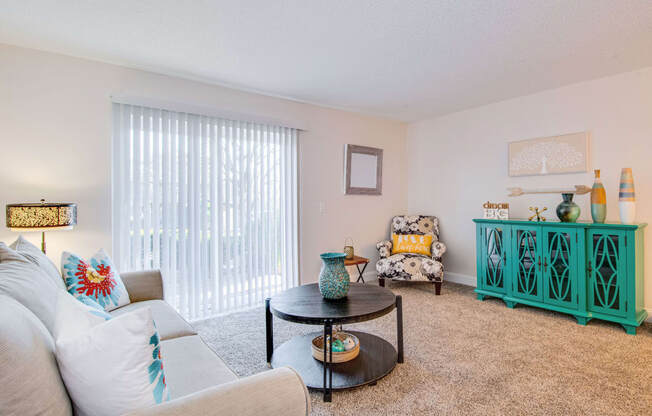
483 201 509 220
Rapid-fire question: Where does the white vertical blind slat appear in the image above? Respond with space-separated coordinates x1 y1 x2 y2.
132 106 143 270
142 107 152 269
253 125 262 304
291 129 299 286
270 125 277 293
201 116 210 318
280 127 290 292
273 126 281 293
123 104 133 271
111 103 123 268
178 113 188 317
152 109 162 270
225 120 234 311
262 124 270 299
186 115 194 318
113 103 298 320
189 114 200 319
160 110 170 294
216 119 225 314
231 120 238 309
209 121 219 315
239 122 248 305
169 114 179 306
239 121 246 307
245 123 254 306
287 128 295 288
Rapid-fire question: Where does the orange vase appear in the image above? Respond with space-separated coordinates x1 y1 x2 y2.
590 169 606 223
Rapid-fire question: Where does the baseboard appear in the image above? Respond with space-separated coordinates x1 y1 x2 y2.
442 272 652 323
444 271 476 287
359 271 476 286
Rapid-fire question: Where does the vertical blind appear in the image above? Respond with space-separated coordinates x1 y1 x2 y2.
112 103 299 320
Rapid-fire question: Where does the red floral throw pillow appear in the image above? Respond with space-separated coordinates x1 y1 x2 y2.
61 249 130 312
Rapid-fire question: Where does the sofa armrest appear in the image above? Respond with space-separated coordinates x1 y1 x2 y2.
126 367 310 416
121 270 164 302
376 240 393 259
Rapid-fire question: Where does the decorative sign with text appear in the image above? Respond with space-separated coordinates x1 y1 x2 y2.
483 201 509 220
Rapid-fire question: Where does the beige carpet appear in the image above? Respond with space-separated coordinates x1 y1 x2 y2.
194 282 652 415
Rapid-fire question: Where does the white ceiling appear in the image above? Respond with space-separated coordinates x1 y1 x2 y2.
2 1 652 121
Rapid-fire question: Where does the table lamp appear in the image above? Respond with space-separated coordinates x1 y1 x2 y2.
6 199 77 253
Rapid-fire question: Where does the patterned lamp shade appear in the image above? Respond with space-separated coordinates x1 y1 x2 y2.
6 200 77 231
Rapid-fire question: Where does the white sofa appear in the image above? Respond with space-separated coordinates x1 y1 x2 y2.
0 246 310 416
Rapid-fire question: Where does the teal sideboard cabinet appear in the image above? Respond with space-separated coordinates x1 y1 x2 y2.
473 219 647 335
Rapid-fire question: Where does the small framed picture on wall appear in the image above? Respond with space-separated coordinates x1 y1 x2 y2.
344 144 383 195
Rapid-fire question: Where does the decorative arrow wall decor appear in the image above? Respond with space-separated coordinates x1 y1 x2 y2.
507 185 591 197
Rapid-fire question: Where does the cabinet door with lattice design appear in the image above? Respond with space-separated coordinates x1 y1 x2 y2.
587 230 627 317
511 225 543 301
479 224 510 294
542 228 578 309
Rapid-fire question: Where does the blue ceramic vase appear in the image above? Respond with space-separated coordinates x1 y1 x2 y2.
318 253 350 299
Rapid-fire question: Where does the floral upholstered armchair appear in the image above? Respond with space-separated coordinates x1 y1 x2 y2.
376 215 447 294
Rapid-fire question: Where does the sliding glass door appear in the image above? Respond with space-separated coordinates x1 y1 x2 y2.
112 103 299 320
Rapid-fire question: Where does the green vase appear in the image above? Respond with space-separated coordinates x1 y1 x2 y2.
318 253 350 299
556 193 580 223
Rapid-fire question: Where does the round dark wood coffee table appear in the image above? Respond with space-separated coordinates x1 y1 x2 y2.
265 283 403 402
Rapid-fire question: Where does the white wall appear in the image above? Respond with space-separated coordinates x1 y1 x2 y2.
0 43 407 284
407 67 652 309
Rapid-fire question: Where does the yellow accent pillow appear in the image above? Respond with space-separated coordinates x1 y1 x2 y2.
392 234 433 256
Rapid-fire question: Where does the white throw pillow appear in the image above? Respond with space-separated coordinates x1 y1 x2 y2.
56 308 169 416
0 242 59 334
61 249 130 311
10 235 66 289
53 290 111 340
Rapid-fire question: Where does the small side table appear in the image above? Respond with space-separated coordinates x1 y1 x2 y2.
344 256 369 283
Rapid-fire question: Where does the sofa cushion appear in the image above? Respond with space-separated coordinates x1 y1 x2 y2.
160 335 237 400
0 295 72 416
111 300 197 341
10 235 66 289
376 253 444 282
0 242 59 334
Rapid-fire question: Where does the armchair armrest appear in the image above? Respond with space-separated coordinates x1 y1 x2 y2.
376 240 393 259
126 367 310 416
120 270 164 302
431 241 447 260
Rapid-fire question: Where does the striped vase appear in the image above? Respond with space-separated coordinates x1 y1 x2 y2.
618 168 636 224
590 169 606 223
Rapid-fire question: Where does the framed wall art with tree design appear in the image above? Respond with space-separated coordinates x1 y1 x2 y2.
508 132 590 176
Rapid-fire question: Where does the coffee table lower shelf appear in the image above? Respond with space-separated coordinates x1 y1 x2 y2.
270 330 397 390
